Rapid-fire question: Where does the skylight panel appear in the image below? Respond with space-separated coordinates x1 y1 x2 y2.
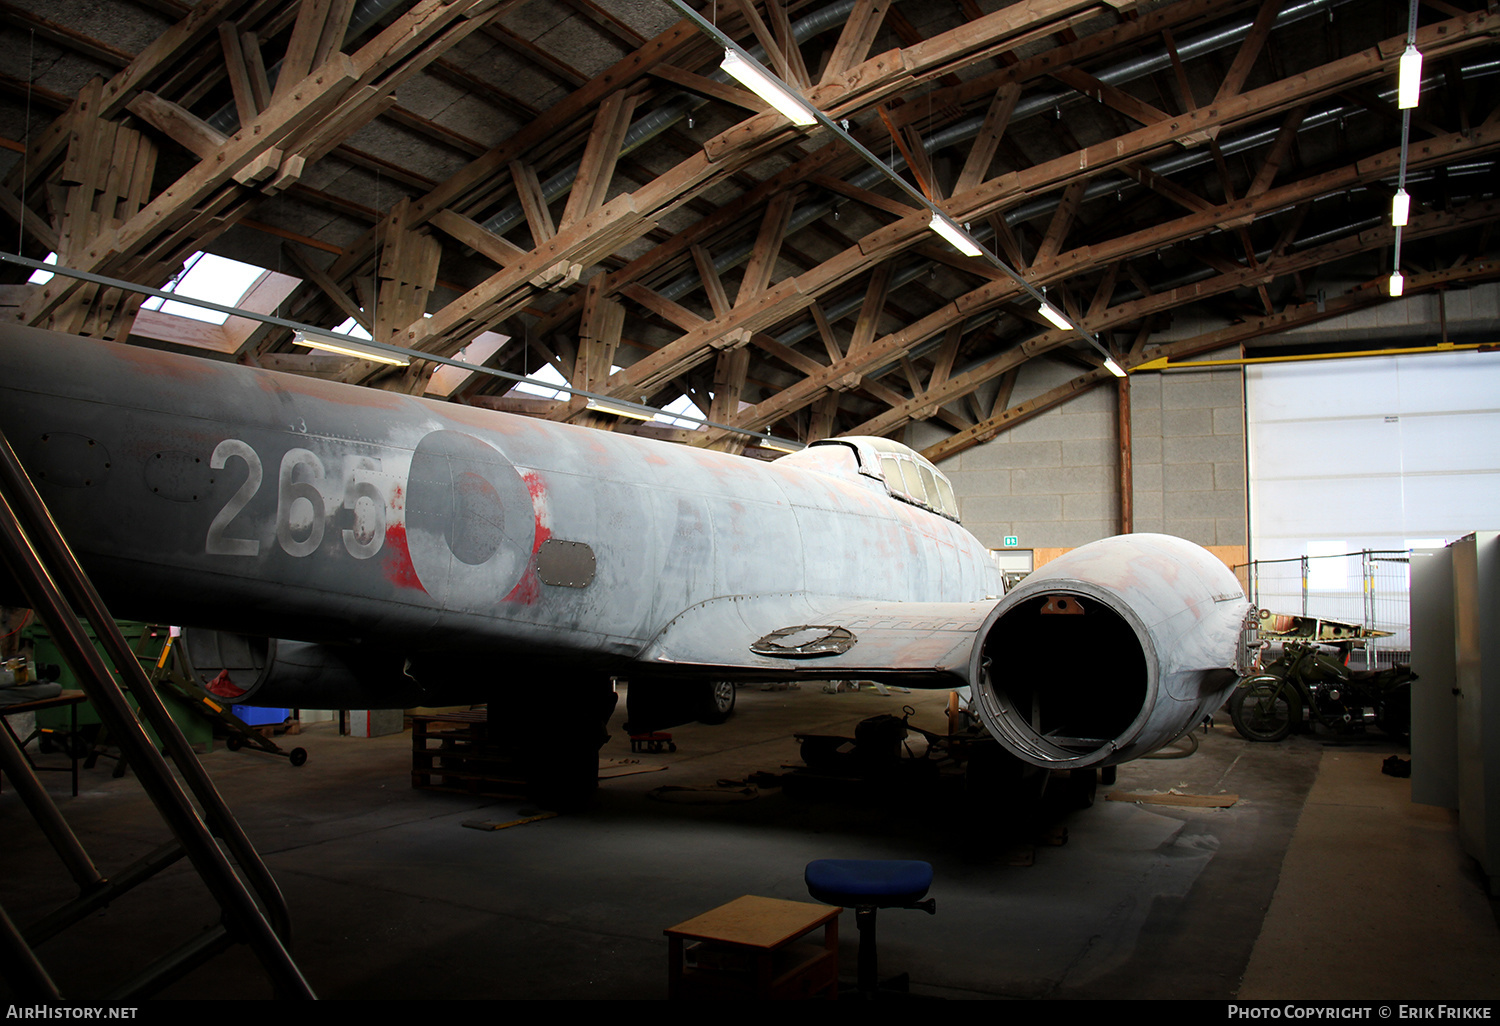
141 252 267 325
511 362 570 400
653 393 706 429
27 253 57 284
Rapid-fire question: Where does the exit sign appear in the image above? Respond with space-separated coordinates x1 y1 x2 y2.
1003 536 1019 547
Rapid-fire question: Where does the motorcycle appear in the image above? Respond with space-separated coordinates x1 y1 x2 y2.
1228 640 1417 743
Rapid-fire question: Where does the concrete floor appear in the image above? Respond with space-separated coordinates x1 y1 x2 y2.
2 684 1498 1001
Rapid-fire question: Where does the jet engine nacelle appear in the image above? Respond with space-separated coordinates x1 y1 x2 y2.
180 629 477 710
969 533 1254 769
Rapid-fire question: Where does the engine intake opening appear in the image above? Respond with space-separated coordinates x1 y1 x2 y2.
981 592 1148 759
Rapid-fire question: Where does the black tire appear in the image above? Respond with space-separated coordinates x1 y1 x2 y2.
226 736 243 752
698 680 736 724
288 747 308 767
1229 679 1299 742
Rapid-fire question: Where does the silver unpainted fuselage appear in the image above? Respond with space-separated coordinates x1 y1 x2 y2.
0 327 998 665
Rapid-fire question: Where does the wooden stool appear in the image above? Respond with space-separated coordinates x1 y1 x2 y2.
665 894 839 999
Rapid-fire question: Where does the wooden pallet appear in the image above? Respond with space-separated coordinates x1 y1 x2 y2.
409 709 529 798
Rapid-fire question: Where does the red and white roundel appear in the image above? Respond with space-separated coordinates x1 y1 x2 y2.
404 430 536 610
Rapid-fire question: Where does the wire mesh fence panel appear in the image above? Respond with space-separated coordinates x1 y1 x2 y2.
1241 550 1412 670
1365 553 1411 669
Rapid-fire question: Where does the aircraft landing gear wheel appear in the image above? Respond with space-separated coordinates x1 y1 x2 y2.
698 680 736 724
1229 679 1298 742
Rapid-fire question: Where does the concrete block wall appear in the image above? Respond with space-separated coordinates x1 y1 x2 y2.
930 359 1116 550
1128 364 1247 548
917 353 1247 554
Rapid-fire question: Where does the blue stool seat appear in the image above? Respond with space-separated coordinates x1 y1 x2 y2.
804 859 933 907
804 859 935 997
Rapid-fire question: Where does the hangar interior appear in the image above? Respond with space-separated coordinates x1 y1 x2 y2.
1 0 1499 1003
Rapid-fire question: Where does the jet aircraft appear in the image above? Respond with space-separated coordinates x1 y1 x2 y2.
0 323 1254 803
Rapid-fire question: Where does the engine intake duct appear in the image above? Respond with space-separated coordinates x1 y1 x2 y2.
969 534 1252 770
181 629 480 709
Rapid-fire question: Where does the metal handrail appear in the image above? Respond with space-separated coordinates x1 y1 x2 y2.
0 428 314 999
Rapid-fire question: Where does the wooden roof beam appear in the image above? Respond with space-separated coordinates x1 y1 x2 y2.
1049 66 1170 129
612 12 1500 437
709 142 1500 445
1213 0 1287 104
1033 180 1088 265
407 0 1152 361
691 243 733 318
737 191 796 303
280 241 371 334
765 0 812 89
647 64 768 114
220 22 268 125
99 0 258 118
922 257 1500 462
820 0 892 84
124 92 227 160
24 56 361 324
559 90 641 231
953 83 1021 196
276 0 356 104
863 199 1500 442
846 262 893 359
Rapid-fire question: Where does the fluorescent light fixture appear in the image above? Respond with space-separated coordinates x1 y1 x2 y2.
1389 271 1405 297
1038 301 1072 331
1391 188 1410 226
293 329 409 366
1398 45 1423 109
760 435 805 453
928 212 982 257
586 398 656 421
1103 357 1127 378
721 49 816 126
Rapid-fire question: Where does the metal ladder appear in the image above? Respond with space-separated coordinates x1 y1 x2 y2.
0 428 314 1000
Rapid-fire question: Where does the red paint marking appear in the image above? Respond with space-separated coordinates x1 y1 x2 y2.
522 470 551 550
503 567 541 605
500 470 551 605
382 522 427 593
522 470 545 502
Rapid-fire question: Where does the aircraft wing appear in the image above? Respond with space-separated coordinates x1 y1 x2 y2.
635 593 998 687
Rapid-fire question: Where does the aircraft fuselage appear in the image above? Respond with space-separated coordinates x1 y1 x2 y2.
0 327 999 673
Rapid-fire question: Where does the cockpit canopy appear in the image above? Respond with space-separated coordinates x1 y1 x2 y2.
776 436 961 522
